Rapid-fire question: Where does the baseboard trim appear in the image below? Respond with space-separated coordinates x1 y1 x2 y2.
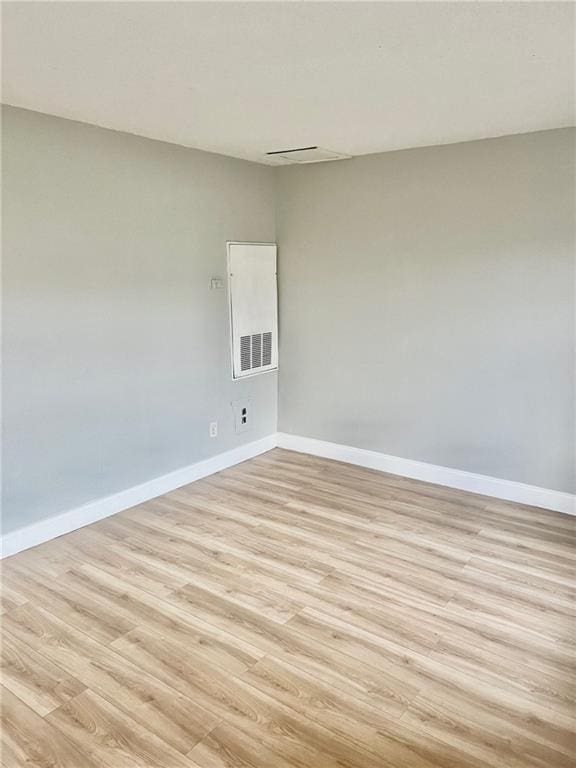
276 432 575 516
1 434 278 559
4 430 573 558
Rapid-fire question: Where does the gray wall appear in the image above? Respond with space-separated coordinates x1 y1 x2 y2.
2 106 277 533
3 110 573 537
276 129 575 493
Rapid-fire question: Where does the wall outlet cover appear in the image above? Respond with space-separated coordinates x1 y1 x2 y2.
232 398 252 433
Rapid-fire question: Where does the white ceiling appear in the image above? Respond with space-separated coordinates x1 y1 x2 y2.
3 2 574 165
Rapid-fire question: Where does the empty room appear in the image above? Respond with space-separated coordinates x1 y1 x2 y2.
1 1 575 766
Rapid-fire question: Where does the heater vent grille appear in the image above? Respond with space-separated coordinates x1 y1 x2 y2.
239 333 272 372
228 243 278 379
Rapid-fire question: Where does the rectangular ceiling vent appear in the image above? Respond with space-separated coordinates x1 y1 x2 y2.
266 146 351 164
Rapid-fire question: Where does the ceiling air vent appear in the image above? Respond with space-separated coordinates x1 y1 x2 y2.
266 146 350 164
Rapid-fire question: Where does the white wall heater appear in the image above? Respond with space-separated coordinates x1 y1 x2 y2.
227 241 278 379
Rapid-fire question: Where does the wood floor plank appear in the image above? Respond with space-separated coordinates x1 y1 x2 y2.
1 564 137 645
287 604 576 751
0 577 27 616
239 654 492 768
1 447 574 767
401 693 575 768
1 686 102 768
111 627 390 768
187 720 302 768
430 635 576 717
2 604 220 755
1 629 86 717
46 689 203 768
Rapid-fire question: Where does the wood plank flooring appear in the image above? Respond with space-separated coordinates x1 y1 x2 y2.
1 448 575 767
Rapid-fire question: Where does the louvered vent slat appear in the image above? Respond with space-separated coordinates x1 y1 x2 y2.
251 334 262 368
240 335 251 371
262 332 272 366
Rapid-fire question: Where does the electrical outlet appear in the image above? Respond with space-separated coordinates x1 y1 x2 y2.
209 421 218 438
232 399 252 433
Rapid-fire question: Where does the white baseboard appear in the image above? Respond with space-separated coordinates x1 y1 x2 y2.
1 434 278 559
3 430 573 558
276 432 575 516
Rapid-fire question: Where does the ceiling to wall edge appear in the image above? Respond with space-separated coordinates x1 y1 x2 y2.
2 102 575 169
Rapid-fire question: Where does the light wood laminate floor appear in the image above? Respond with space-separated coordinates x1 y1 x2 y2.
1 448 575 767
